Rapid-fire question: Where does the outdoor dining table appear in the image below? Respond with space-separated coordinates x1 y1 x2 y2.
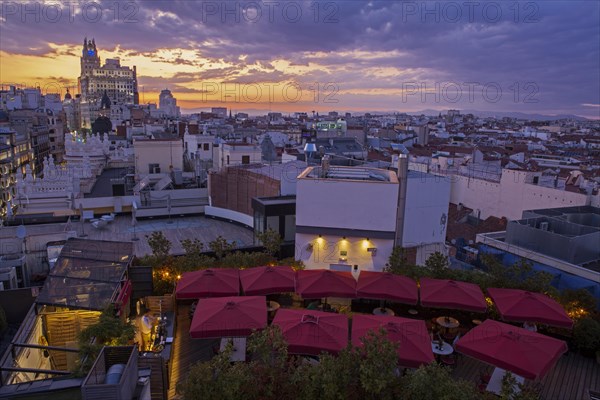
220 337 247 362
486 367 524 395
431 341 454 356
267 301 280 312
372 307 395 316
436 316 460 329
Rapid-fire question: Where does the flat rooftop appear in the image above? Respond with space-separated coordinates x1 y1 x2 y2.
81 214 255 257
300 166 398 183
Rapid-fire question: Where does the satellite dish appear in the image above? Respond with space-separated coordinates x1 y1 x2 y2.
16 225 27 239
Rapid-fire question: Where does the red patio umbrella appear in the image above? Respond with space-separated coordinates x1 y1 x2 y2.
296 269 356 299
175 268 240 299
487 288 573 329
189 296 267 338
455 319 568 380
356 271 418 304
272 308 348 356
352 315 435 368
419 278 487 312
240 266 295 295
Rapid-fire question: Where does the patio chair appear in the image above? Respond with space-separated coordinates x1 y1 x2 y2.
443 332 456 342
478 383 487 393
103 213 116 222
92 219 108 229
451 333 461 349
451 333 462 360
440 354 457 367
479 368 491 384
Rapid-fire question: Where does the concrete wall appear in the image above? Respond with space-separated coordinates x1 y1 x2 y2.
296 178 399 232
215 144 262 170
205 206 253 228
184 134 214 161
448 169 590 220
505 219 600 265
403 173 450 248
0 287 37 323
134 139 184 175
295 233 393 272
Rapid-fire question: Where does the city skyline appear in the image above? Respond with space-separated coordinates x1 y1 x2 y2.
1 1 599 118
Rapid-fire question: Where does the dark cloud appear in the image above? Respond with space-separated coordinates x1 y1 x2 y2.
0 0 598 115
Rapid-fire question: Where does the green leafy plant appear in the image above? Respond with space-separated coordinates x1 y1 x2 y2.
181 238 204 255
256 228 283 258
146 231 172 258
572 317 600 356
208 235 236 260
424 251 449 277
75 307 135 375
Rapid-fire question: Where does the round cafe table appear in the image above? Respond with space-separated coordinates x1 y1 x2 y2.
267 301 280 313
431 341 454 356
436 316 460 329
373 307 395 316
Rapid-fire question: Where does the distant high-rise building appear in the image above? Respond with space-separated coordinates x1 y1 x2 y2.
77 38 138 129
211 107 227 118
159 89 180 118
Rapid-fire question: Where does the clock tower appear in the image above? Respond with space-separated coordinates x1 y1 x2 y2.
78 37 100 100
80 37 100 76
76 37 137 129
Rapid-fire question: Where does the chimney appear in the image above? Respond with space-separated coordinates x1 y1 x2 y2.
321 154 330 178
395 152 409 247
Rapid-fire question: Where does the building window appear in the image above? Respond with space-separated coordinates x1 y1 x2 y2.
226 155 230 165
149 163 160 173
242 155 250 164
203 143 210 151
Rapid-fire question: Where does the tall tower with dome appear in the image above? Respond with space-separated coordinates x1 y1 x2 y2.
76 38 139 130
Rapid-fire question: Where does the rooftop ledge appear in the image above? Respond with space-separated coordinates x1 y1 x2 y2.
298 166 398 183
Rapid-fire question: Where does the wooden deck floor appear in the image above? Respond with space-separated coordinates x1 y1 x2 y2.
165 302 600 400
452 351 600 400
168 304 217 400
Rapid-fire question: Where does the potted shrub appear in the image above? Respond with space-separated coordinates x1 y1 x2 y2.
573 318 600 358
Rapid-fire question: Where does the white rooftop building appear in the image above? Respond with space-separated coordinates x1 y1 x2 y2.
295 157 450 271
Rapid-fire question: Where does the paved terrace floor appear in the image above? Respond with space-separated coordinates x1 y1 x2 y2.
79 215 255 257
